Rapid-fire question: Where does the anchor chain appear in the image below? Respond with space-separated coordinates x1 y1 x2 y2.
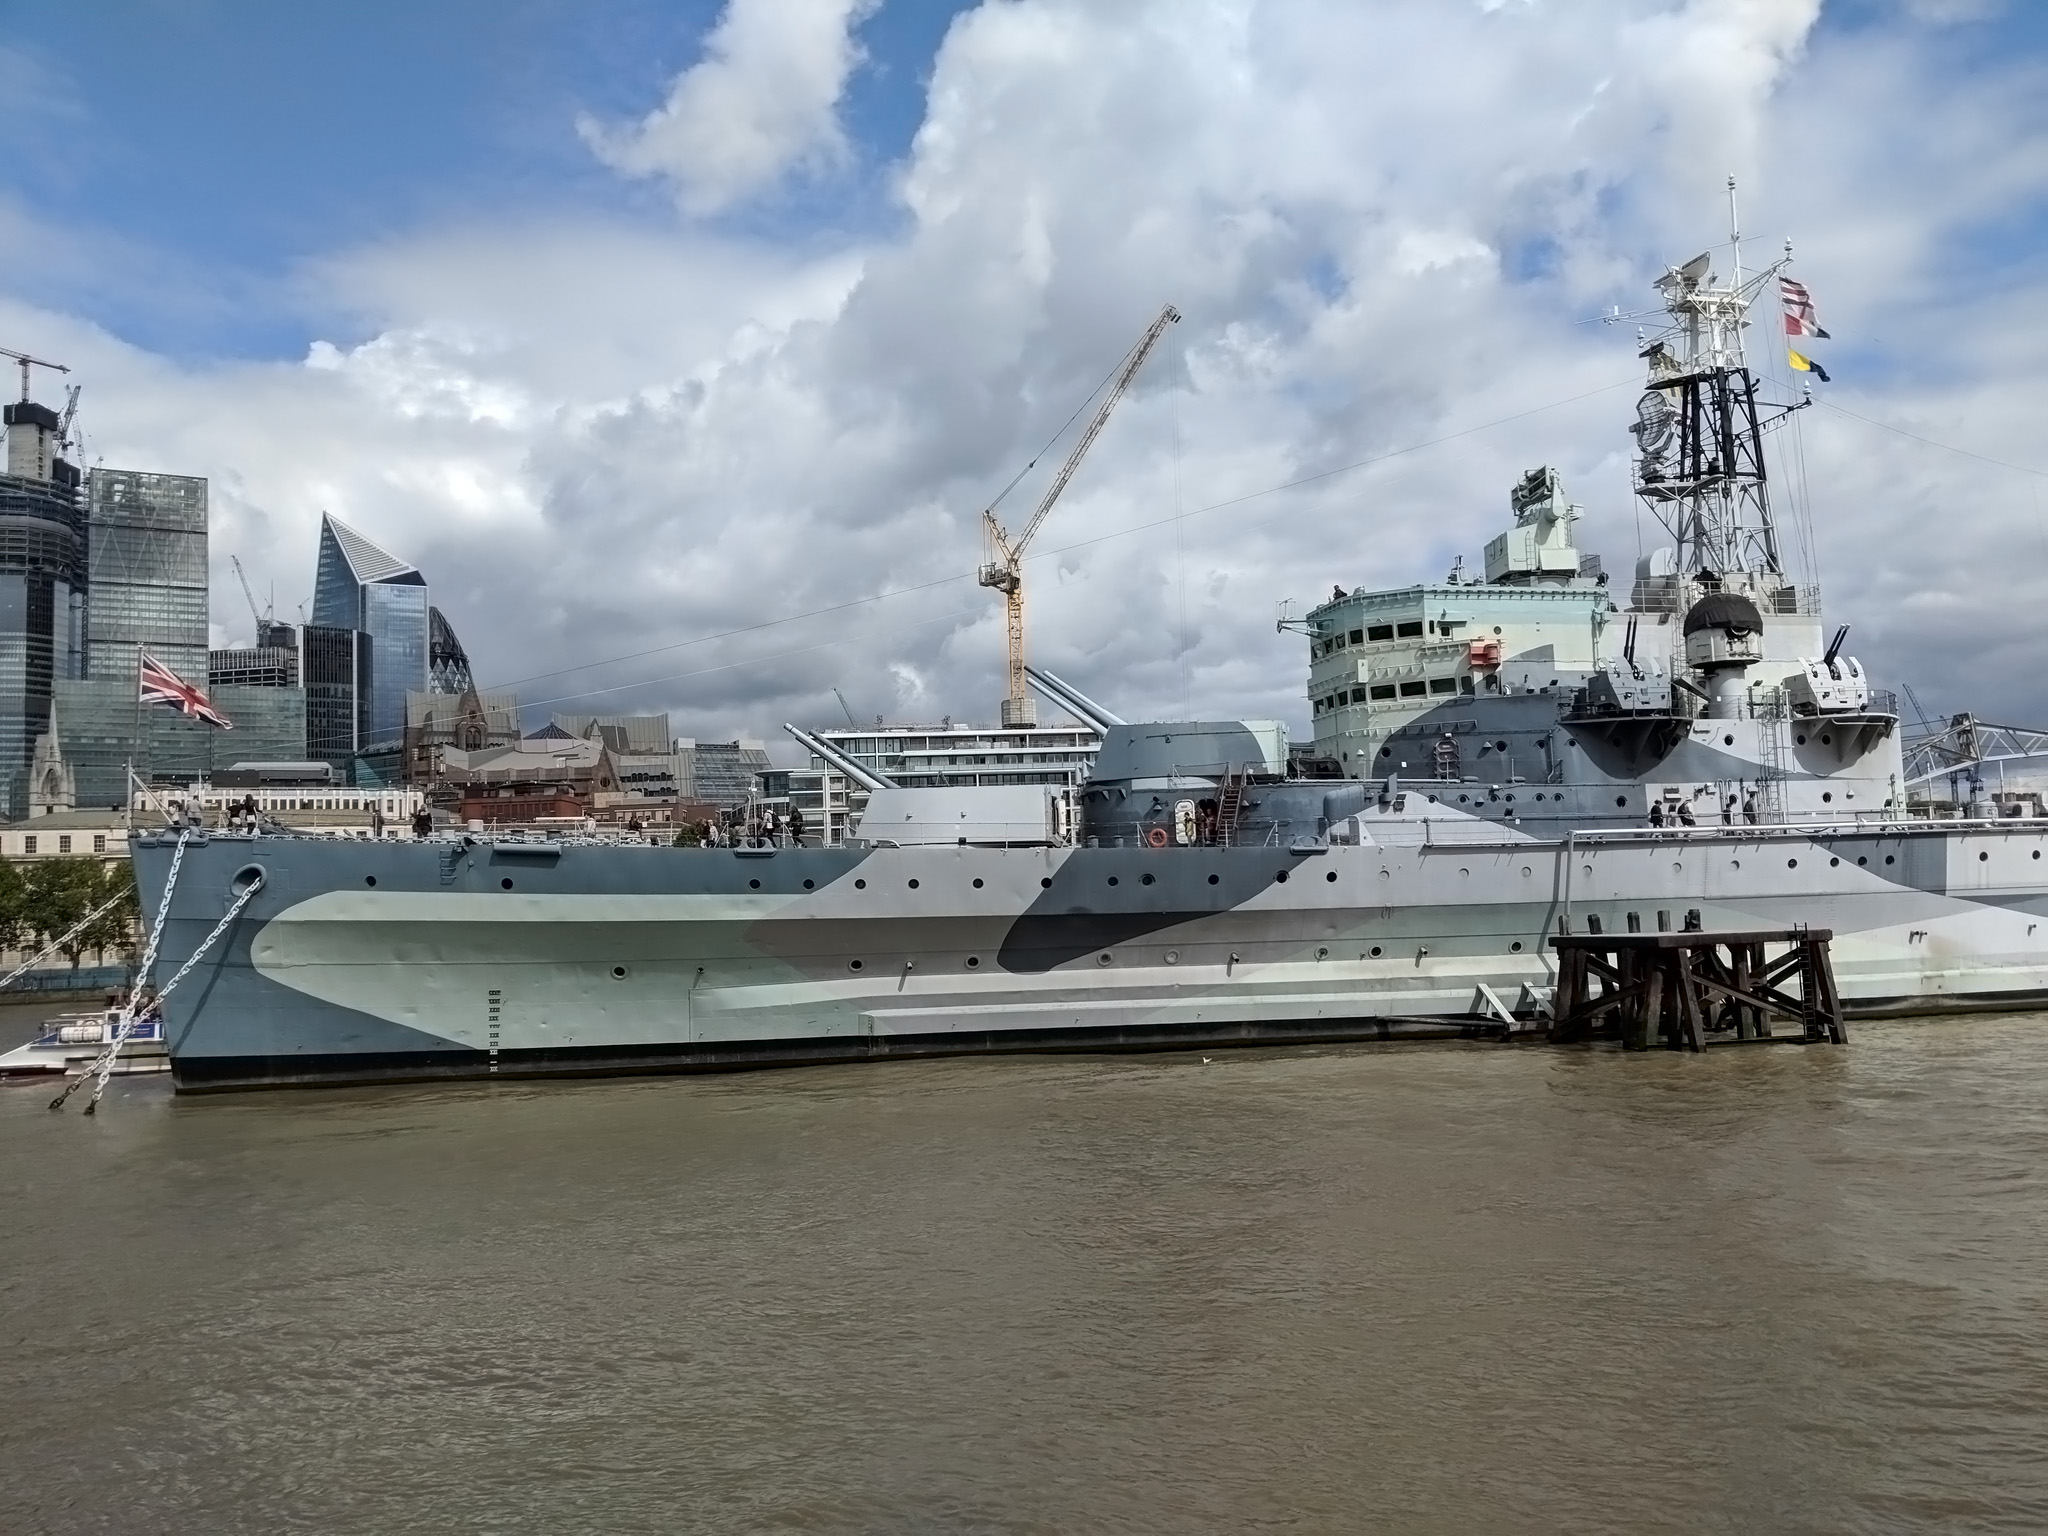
49 829 227 1114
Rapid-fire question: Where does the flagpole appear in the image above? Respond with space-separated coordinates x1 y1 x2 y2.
130 646 144 830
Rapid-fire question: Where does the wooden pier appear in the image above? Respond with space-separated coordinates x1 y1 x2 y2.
1549 927 1847 1051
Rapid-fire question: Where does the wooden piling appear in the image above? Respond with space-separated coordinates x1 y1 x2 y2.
1548 927 1846 1051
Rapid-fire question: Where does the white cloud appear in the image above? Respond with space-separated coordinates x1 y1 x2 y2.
578 0 875 214
8 0 2048 748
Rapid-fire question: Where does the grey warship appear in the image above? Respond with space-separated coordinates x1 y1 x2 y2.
133 228 2048 1091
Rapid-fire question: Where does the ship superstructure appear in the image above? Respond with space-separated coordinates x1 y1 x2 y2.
123 213 2048 1094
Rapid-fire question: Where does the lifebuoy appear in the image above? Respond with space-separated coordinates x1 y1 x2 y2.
1145 826 1169 849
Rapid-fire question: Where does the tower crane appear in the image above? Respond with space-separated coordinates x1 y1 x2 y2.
0 345 68 403
978 303 1179 727
57 385 81 453
230 555 271 641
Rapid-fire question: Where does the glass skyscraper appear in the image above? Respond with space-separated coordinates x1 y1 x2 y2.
53 468 213 806
311 514 429 780
0 399 85 817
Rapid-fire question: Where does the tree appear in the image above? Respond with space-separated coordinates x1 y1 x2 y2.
82 862 139 966
0 857 24 955
22 858 108 968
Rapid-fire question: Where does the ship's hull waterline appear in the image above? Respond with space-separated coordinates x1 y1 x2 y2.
136 826 2048 1091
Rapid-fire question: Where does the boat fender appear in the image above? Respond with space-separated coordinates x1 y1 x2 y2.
1145 827 1169 849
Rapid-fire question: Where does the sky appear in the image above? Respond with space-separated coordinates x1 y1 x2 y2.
3 0 2046 756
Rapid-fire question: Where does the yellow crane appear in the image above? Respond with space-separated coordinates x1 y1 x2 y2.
978 303 1179 726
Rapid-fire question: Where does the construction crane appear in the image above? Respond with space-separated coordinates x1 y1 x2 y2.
979 303 1179 727
56 385 81 453
832 687 861 730
230 555 271 641
0 345 68 403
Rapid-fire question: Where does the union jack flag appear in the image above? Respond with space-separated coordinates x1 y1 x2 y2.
139 650 232 729
1781 277 1830 339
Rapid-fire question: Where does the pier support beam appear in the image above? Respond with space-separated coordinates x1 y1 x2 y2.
1549 927 1846 1051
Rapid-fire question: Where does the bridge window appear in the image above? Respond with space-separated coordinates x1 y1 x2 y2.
1428 677 1458 694
1367 624 1394 642
1399 680 1428 698
1396 620 1424 638
1348 629 1363 644
1370 684 1397 701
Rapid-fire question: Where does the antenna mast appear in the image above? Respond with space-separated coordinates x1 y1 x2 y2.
1627 179 1797 580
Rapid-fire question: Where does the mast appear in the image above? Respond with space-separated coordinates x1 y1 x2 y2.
1626 179 1797 581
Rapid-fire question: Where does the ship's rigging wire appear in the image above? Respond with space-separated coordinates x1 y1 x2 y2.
486 375 1639 700
1814 398 2048 480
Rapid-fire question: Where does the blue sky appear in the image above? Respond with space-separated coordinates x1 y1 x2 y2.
3 0 974 359
3 0 2047 735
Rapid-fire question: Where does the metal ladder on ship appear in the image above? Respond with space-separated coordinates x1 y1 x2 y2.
1753 689 1787 823
1215 765 1248 847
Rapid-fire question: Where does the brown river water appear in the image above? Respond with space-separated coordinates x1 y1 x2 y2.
3 1011 2047 1534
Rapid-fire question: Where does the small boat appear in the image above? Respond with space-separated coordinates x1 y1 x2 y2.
0 1003 167 1081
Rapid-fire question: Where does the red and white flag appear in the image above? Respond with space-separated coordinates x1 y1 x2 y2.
139 650 233 729
1781 277 1830 339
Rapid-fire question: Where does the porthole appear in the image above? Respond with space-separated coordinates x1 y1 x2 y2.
803 878 815 889
1979 851 1989 862
1041 877 1053 889
1511 941 1523 953
966 956 980 969
1885 855 1895 865
1325 870 1337 882
1370 945 1384 957
2035 851 2042 861
501 877 514 890
1458 794 1469 803
1164 949 1180 965
1107 876 1119 887
1208 874 1220 885
848 959 863 972
1615 796 1628 808
908 878 920 889
1316 947 1329 959
1821 734 1833 745
1830 857 1839 867
611 965 627 979
1858 857 1867 866
1141 873 1155 886
1822 791 1832 803
973 877 984 888
364 875 377 887
1788 858 1798 869
1495 740 1508 752
1505 794 1514 804
855 878 867 889
1796 734 1807 746
1724 734 1735 746
1522 866 1532 877
748 878 760 889
1275 869 1289 883
1097 952 1113 966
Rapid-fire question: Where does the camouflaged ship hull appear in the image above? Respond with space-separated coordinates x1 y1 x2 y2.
135 822 2048 1091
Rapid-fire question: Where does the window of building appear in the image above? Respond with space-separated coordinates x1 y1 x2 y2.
1396 620 1424 638
93 835 106 853
1399 680 1428 697
1367 624 1393 643
1429 677 1458 694
57 835 70 853
23 836 35 854
1370 684 1398 701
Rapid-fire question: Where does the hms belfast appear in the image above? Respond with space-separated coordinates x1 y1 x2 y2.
134 226 2048 1091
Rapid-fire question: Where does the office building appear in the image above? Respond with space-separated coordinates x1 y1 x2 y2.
787 720 1102 845
0 397 86 817
303 622 368 773
42 468 215 808
311 513 428 779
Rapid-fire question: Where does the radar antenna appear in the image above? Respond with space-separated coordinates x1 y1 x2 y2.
1626 178 1806 580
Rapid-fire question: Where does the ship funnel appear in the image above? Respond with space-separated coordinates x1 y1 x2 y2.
1025 667 1126 731
782 724 896 791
